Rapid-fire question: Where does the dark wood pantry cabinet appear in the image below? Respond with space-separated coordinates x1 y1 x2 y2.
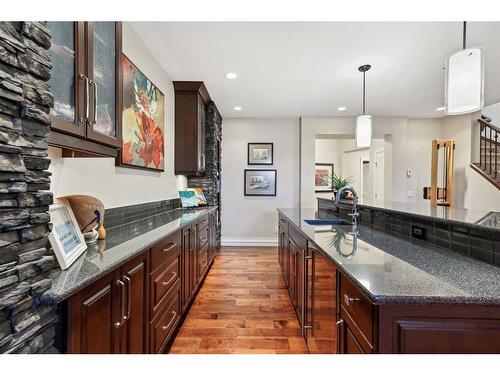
46 22 122 157
61 211 217 354
173 81 210 176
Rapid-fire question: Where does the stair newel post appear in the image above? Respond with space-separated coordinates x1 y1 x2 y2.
480 122 484 169
490 126 493 175
495 129 498 179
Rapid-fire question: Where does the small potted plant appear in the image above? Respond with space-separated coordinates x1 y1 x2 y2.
330 173 354 200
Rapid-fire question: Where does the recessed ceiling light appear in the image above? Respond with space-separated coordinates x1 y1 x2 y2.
234 106 242 111
225 72 237 79
436 106 446 111
338 106 347 111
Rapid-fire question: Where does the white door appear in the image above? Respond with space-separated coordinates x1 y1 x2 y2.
374 150 385 203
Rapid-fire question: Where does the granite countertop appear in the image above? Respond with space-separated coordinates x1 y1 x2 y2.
42 206 217 303
317 197 500 230
278 208 500 306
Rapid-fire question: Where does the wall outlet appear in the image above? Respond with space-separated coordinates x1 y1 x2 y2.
407 190 415 198
407 168 412 177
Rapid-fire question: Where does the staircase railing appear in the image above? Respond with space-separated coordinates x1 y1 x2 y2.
478 117 500 180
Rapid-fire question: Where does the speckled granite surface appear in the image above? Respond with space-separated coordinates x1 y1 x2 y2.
42 206 216 303
278 208 500 306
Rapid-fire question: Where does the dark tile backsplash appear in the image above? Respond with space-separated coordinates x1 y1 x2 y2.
318 198 500 268
105 198 181 229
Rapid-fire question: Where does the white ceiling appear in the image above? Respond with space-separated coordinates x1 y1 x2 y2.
130 22 500 119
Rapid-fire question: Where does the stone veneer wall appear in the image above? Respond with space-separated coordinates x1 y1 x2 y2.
188 101 222 249
0 22 57 353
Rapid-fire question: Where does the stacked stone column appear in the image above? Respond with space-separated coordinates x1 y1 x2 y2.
0 22 56 353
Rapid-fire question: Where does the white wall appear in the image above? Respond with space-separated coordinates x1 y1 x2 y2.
301 116 410 208
442 113 500 211
221 118 300 246
314 138 342 200
483 101 500 125
406 118 443 201
49 23 186 209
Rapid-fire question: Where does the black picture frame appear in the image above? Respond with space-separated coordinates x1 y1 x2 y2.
244 169 277 196
315 163 334 192
247 143 274 165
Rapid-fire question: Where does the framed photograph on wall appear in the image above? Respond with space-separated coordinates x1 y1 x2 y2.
48 202 87 270
244 169 277 196
315 163 334 192
248 143 273 165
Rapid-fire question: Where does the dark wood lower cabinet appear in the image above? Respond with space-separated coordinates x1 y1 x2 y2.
67 252 148 354
64 211 216 354
304 244 337 354
277 214 500 354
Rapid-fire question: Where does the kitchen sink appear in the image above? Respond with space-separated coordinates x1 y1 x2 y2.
303 218 347 225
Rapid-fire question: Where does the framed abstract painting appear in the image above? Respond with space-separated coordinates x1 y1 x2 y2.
119 54 165 171
315 163 334 192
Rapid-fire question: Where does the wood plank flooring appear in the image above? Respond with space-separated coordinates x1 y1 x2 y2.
169 247 309 354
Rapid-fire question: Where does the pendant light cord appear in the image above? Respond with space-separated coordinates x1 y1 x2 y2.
362 71 366 115
463 21 467 50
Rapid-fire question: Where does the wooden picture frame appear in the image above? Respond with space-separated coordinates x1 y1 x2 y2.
244 169 277 196
248 143 273 165
315 163 334 192
48 202 88 270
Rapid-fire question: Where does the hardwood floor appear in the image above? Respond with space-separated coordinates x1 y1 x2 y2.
169 247 309 354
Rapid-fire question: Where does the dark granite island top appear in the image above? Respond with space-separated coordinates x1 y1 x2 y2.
43 206 216 303
278 208 500 306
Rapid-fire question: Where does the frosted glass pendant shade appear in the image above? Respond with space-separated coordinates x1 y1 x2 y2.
445 48 484 116
356 115 372 148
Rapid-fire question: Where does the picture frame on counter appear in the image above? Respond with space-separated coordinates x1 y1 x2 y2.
248 143 273 165
48 202 87 270
244 169 277 196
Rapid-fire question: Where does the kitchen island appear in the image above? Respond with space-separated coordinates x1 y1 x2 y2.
277 207 500 354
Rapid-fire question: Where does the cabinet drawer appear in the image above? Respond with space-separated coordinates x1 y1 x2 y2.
150 280 181 353
278 213 289 232
151 230 181 270
151 254 180 317
198 224 209 249
198 246 209 278
339 273 373 343
198 215 209 229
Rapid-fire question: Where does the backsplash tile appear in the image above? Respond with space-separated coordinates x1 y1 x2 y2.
317 197 499 267
105 198 181 229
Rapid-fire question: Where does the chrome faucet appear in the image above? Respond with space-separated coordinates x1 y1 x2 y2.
334 186 360 226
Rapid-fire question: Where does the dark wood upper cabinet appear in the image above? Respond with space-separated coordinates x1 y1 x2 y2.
46 21 122 157
173 81 211 176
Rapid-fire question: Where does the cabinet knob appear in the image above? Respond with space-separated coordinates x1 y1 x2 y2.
336 319 344 327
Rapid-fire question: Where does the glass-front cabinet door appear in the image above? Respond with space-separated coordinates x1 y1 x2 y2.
47 22 86 138
86 22 122 148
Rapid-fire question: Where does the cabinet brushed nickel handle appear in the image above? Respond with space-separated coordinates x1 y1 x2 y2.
79 74 89 123
161 311 177 331
123 275 131 321
305 255 312 260
114 279 126 328
344 294 361 306
161 271 177 286
303 325 313 330
88 79 97 125
336 319 344 327
162 243 176 253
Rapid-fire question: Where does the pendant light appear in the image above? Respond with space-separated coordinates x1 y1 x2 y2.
356 64 372 148
445 21 484 116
